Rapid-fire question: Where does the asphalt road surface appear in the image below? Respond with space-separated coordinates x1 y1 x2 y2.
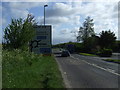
54 53 119 88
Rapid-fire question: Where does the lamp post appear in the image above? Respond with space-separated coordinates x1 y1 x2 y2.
44 5 48 26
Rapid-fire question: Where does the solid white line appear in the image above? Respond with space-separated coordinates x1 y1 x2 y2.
54 55 72 88
70 56 120 76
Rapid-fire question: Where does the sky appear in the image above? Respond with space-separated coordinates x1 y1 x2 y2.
0 0 120 44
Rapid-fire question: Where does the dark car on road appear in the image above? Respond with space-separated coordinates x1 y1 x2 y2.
61 50 70 57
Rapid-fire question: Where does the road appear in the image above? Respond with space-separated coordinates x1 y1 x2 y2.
54 53 119 88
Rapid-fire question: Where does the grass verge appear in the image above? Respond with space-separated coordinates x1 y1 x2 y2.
102 59 120 64
79 53 97 56
2 49 64 88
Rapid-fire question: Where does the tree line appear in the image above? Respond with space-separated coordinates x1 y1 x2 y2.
76 16 117 54
53 16 119 57
2 15 119 56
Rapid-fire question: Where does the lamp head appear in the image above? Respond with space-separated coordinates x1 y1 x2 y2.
44 5 48 7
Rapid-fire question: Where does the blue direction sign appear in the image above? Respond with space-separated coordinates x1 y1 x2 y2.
37 36 46 39
40 48 51 54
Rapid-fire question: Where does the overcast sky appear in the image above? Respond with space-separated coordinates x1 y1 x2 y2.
0 0 119 44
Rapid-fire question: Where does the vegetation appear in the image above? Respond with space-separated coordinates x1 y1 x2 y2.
3 14 36 50
99 30 116 49
112 40 120 52
103 59 120 64
77 16 95 42
2 50 64 88
2 15 64 88
52 42 84 53
79 53 97 56
75 16 117 56
77 17 95 53
0 44 2 47
53 30 117 57
2 13 119 88
53 16 118 57
97 48 112 57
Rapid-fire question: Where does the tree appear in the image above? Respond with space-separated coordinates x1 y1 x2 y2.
99 30 116 49
77 16 95 42
85 35 100 53
77 16 95 53
4 14 36 50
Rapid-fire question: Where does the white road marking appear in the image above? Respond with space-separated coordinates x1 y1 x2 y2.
70 56 120 76
64 72 67 75
106 68 115 72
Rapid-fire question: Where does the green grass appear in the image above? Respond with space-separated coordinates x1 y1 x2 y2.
0 44 2 47
2 49 64 88
103 59 120 64
79 53 97 56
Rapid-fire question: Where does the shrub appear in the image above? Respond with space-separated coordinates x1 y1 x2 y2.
3 14 36 50
98 48 112 57
74 43 84 53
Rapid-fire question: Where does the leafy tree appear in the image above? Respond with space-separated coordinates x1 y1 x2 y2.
3 14 36 50
77 16 95 53
84 35 100 53
112 40 120 52
77 16 95 42
99 30 116 49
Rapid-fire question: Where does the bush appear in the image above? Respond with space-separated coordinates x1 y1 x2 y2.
98 48 112 57
3 15 36 50
73 43 84 53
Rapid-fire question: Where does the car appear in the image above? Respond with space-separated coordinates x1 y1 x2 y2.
61 50 70 57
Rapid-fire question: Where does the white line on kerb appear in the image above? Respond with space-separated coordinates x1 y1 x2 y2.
70 56 120 76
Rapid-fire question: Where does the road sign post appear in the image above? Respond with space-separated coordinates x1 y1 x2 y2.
30 25 52 55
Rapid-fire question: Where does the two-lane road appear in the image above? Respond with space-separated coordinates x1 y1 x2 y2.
71 54 119 75
54 53 119 88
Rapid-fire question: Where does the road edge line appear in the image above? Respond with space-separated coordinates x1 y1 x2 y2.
70 56 120 76
53 55 72 88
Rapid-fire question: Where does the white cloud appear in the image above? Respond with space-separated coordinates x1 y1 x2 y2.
37 16 69 25
69 15 80 25
38 15 80 26
10 8 29 18
1 1 119 44
46 3 77 17
53 31 75 44
53 36 75 44
45 17 69 24
59 28 71 35
79 2 118 36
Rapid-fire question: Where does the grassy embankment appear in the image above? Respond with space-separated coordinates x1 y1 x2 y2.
2 49 64 88
103 59 120 64
80 52 120 64
79 53 97 56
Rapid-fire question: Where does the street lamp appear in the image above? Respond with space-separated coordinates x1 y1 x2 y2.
44 5 48 26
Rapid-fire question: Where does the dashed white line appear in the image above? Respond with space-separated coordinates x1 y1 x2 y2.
70 56 120 76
